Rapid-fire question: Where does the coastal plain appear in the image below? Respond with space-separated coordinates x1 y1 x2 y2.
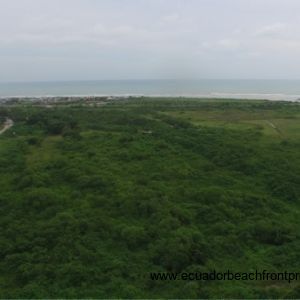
0 98 299 298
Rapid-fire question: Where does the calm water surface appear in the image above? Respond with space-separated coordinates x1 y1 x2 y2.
1 79 300 100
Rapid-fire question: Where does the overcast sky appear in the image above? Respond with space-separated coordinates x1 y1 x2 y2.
0 0 300 82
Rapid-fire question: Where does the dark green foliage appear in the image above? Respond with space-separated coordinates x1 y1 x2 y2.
0 99 299 298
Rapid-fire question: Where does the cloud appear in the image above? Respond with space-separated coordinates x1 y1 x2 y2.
254 22 287 37
199 39 241 53
1 0 300 81
217 39 241 50
161 13 180 23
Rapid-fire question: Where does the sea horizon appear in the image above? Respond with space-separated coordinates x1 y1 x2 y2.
1 79 300 101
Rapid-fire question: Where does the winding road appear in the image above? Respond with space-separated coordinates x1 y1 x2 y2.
0 118 14 135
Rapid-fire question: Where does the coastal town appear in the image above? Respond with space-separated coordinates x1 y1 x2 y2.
0 96 131 106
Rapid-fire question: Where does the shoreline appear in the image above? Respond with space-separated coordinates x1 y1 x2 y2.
1 93 300 102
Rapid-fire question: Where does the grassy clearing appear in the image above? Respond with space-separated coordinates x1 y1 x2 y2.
26 136 63 168
164 106 300 140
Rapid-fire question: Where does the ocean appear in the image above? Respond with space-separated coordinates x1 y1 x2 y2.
1 79 300 101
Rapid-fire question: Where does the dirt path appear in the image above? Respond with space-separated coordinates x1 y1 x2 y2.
265 120 276 129
0 118 14 135
265 120 283 137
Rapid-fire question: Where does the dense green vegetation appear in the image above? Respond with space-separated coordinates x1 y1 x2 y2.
0 98 299 298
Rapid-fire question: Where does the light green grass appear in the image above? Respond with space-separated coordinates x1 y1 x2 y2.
27 136 62 167
165 109 300 140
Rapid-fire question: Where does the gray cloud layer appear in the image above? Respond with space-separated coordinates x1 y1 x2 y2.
0 0 300 81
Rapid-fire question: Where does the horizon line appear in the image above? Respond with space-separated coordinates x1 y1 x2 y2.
2 78 300 84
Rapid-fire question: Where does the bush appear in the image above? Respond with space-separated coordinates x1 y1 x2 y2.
252 221 293 245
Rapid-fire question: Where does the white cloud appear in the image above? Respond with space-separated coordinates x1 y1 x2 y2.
1 0 300 81
217 39 241 50
161 13 180 23
254 22 287 37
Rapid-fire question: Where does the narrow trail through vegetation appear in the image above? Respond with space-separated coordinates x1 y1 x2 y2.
0 118 13 135
265 120 284 137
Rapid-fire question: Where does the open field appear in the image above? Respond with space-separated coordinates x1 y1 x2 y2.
0 98 299 298
164 108 300 140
